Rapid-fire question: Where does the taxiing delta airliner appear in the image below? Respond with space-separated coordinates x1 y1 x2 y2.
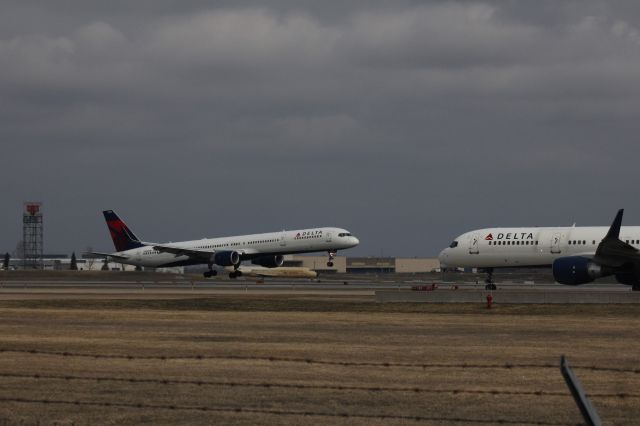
90 210 359 279
438 209 640 291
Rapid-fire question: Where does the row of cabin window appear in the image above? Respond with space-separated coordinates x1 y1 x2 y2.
561 239 637 245
195 239 278 249
566 240 639 245
570 239 640 245
488 241 539 246
489 239 637 247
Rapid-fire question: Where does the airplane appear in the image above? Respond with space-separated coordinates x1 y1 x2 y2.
438 209 640 291
90 210 359 279
223 265 318 279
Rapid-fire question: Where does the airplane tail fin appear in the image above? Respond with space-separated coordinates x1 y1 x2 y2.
103 210 144 252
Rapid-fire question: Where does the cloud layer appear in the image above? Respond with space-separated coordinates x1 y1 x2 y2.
1 1 640 256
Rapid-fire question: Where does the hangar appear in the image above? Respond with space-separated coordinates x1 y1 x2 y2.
283 255 440 274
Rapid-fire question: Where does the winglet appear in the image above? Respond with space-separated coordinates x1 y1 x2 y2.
604 209 624 240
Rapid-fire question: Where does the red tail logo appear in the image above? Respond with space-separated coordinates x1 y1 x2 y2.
485 233 493 241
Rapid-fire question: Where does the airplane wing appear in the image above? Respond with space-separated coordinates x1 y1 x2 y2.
83 251 129 260
593 209 640 267
152 244 259 260
152 245 212 260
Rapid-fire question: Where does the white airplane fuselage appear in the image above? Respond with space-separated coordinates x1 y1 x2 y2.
439 226 640 269
113 227 358 268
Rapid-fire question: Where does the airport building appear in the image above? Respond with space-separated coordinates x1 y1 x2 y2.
3 255 138 271
284 255 440 274
3 253 439 274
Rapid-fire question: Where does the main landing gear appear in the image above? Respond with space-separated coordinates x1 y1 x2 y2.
203 269 218 278
327 250 337 267
484 268 497 290
229 264 243 279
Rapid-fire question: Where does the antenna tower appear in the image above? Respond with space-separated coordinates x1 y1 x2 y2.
23 202 43 269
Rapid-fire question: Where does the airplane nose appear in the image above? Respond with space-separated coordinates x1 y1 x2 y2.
438 249 448 266
352 236 360 246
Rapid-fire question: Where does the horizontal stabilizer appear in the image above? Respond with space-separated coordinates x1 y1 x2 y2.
83 251 129 260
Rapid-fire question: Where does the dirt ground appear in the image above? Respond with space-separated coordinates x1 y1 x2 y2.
0 296 638 425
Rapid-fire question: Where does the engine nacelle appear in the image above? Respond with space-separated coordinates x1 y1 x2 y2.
552 256 607 285
212 251 240 267
251 255 284 268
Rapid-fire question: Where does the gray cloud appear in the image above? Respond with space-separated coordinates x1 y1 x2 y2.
1 1 640 256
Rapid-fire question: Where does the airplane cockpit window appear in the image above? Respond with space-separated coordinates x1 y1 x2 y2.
449 241 458 248
338 233 352 237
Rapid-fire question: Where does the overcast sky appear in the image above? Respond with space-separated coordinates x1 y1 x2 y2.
2 1 640 257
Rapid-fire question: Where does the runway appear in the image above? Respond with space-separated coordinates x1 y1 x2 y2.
0 276 637 300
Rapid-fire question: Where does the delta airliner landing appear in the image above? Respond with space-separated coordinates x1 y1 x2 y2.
439 209 640 290
90 210 359 279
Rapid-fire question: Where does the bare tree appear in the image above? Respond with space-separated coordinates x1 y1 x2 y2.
12 240 24 259
84 247 96 270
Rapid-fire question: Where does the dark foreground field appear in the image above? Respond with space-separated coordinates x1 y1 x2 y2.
0 296 638 425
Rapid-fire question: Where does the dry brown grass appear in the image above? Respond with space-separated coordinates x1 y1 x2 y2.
0 296 638 425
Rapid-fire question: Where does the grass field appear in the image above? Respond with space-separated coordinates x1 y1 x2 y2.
0 296 638 425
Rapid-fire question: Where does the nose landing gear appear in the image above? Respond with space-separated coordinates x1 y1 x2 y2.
327 250 337 267
484 268 497 290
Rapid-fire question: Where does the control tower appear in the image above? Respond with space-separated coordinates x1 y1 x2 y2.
23 202 43 269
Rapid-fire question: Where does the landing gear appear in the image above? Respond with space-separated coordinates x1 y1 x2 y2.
229 270 243 279
203 270 218 278
203 262 218 278
229 263 243 279
484 268 497 290
327 250 337 267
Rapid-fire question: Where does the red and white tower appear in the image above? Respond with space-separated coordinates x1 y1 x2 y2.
23 202 43 269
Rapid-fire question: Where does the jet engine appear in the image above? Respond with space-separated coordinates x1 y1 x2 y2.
212 251 240 266
552 256 609 285
251 255 284 268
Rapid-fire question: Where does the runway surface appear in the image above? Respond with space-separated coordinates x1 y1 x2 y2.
0 276 636 300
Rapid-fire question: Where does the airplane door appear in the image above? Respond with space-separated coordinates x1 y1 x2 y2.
468 234 480 254
551 233 562 254
279 233 286 247
326 232 332 243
